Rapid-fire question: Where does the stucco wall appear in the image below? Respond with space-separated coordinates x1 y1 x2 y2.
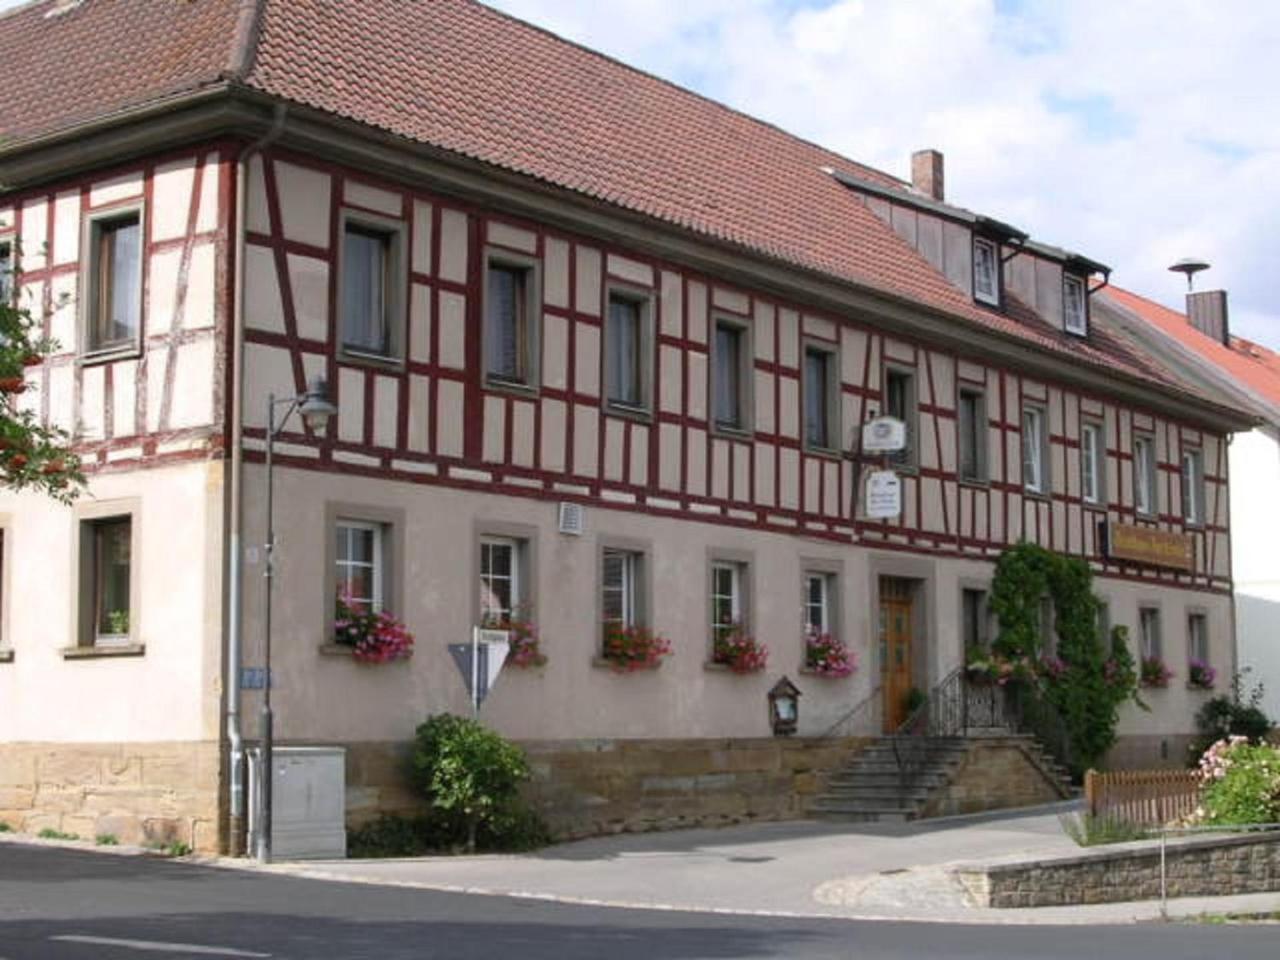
1231 426 1280 720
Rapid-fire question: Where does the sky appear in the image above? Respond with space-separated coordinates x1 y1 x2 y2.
480 0 1279 350
2 0 1275 349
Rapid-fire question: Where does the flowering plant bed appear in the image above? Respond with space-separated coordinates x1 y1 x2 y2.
965 650 1036 686
1139 655 1173 688
803 630 855 677
601 624 672 672
334 591 414 663
1187 658 1216 690
712 626 768 674
483 617 547 668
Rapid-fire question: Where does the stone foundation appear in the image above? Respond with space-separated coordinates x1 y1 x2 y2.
341 736 866 840
921 737 1069 818
955 832 1280 908
0 741 221 852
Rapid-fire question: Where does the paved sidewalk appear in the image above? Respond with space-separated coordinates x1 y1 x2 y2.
251 802 1280 925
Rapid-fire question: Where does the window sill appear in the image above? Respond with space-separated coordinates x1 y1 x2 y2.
591 656 663 672
958 477 990 490
605 401 653 424
798 666 853 679
710 423 754 441
338 348 404 371
61 644 145 660
319 642 414 659
702 660 765 675
485 376 540 399
1186 683 1215 692
79 344 142 367
1023 488 1052 502
803 444 842 462
0 649 12 664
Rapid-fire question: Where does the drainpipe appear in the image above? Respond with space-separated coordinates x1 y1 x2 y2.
226 102 287 855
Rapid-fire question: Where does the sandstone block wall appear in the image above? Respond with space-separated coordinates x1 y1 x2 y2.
0 741 221 852
922 737 1068 818
956 833 1280 908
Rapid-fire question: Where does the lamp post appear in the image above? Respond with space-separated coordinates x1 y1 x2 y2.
257 376 337 863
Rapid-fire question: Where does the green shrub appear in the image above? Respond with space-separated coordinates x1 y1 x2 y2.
1059 812 1153 846
1189 669 1273 762
95 834 119 846
0 821 12 833
1198 738 1280 826
37 828 79 841
347 814 440 859
411 713 544 853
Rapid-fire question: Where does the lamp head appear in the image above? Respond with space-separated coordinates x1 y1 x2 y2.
297 377 337 432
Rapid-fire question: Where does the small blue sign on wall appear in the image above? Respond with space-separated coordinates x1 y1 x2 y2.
240 667 273 690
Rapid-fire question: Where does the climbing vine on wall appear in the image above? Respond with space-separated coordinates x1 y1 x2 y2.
989 543 1141 770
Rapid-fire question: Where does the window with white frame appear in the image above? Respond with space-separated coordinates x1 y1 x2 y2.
972 236 1000 306
86 211 142 354
605 291 650 411
1063 274 1087 336
1021 405 1047 494
335 520 384 612
711 561 745 646
0 240 12 304
803 572 834 636
1081 421 1103 504
1134 435 1156 515
1188 612 1208 664
479 537 524 624
803 346 837 450
713 319 749 431
485 258 537 386
885 367 916 467
962 588 988 651
340 218 402 359
602 548 642 637
1181 448 1205 525
958 389 986 482
1139 606 1162 660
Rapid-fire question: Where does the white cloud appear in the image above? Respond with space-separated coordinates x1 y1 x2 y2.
488 0 1280 349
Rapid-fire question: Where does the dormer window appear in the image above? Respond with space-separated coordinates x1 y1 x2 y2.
1063 274 1087 336
972 236 1000 307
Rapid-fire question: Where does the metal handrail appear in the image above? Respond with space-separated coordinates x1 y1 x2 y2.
820 683 883 739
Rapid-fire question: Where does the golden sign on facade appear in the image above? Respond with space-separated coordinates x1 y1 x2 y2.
1106 523 1196 572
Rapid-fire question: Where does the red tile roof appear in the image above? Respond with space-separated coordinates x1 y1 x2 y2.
0 0 1235 406
1101 286 1280 411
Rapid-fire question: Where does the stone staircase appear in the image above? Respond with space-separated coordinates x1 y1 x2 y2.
810 733 1075 823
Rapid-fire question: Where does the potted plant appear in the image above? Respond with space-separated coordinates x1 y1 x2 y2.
601 624 672 672
1188 658 1216 690
803 630 855 678
482 614 546 669
334 590 414 663
712 625 768 674
1139 655 1173 688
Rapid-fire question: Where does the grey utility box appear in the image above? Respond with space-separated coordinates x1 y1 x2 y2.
248 746 347 860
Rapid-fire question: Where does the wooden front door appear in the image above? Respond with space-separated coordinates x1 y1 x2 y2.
880 578 914 732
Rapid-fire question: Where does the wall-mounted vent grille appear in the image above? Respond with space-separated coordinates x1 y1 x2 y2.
558 502 585 536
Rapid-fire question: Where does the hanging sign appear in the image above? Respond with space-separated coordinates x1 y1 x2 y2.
448 629 510 714
861 416 907 453
866 470 902 519
1104 522 1195 573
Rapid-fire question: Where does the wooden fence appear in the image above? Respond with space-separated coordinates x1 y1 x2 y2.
1084 769 1202 826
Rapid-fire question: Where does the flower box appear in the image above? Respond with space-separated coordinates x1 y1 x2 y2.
711 626 768 674
1139 655 1173 688
803 631 855 678
601 624 672 672
333 592 414 664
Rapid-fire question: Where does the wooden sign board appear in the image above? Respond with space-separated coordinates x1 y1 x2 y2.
1105 523 1195 572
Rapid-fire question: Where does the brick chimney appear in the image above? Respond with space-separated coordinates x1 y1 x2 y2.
1186 290 1230 345
911 149 944 202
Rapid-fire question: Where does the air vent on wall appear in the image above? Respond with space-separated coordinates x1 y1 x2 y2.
558 502 584 536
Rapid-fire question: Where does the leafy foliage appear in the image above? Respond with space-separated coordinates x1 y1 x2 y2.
0 289 83 502
410 714 540 852
348 807 551 858
712 625 768 673
804 630 855 678
1189 669 1273 761
1196 737 1280 826
601 624 672 672
1059 811 1153 847
990 542 1140 771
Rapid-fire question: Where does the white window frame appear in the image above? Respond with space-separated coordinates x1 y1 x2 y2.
711 561 745 643
479 536 523 623
335 520 385 612
82 204 145 359
884 366 917 468
1181 448 1204 525
1021 404 1047 494
958 388 986 483
1139 606 1162 660
0 238 13 305
602 548 641 632
1188 612 1209 664
803 572 832 636
1063 274 1088 336
1134 435 1156 516
973 236 1000 307
1081 421 1103 505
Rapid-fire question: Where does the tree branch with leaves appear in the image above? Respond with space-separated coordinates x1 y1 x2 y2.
0 295 84 502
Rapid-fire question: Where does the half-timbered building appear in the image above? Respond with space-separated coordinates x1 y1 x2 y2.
0 0 1254 851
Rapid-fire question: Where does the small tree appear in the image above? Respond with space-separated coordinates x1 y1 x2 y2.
0 289 83 502
410 714 531 853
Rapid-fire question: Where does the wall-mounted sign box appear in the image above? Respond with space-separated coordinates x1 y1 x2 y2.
861 416 907 454
1102 522 1195 572
866 470 902 519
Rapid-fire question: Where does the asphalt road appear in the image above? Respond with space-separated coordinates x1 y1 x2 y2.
0 844 1276 960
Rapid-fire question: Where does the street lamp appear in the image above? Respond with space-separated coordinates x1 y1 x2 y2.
257 376 337 863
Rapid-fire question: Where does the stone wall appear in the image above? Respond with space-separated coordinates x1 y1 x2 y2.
921 736 1068 818
955 832 1280 908
341 736 866 839
0 741 221 852
518 737 867 838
